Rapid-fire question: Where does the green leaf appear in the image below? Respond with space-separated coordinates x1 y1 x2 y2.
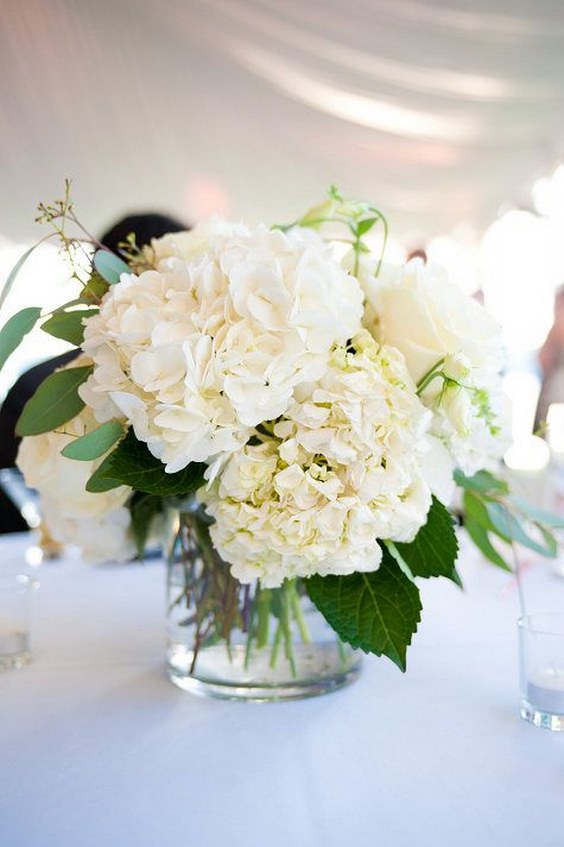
61 420 125 461
507 495 564 530
85 454 123 493
0 244 41 311
464 515 512 571
454 468 509 497
129 492 164 557
356 217 378 236
41 308 98 346
93 250 131 285
15 365 92 436
0 307 42 371
306 547 422 671
485 501 557 558
98 429 207 496
394 496 459 582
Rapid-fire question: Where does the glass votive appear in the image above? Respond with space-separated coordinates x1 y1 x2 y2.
0 573 37 669
519 612 564 730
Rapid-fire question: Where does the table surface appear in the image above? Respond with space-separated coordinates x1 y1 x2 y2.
1 532 564 847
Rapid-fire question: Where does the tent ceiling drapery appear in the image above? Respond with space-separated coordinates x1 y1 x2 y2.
1 0 564 245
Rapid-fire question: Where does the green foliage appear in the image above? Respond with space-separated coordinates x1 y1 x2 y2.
95 429 207 496
61 420 125 461
15 365 92 436
85 453 122 493
41 308 98 347
0 307 42 371
93 250 131 285
395 496 460 583
455 468 563 569
306 547 422 671
129 492 164 557
0 244 43 311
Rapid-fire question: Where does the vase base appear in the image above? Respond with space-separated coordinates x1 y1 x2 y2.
166 641 362 702
167 666 361 702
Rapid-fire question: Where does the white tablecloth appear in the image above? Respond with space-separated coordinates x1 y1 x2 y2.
1 533 563 847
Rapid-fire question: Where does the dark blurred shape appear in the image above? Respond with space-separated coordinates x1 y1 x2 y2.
0 211 186 532
407 248 427 263
99 212 186 255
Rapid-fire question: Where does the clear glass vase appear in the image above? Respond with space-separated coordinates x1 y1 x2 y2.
165 500 362 701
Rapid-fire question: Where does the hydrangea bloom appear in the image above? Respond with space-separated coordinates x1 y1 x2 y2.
201 330 433 586
357 256 510 475
81 220 364 472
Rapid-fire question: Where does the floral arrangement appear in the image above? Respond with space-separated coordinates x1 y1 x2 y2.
1 185 562 672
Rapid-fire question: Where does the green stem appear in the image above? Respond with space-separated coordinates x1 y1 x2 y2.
337 637 347 668
256 586 271 649
416 357 446 395
244 591 257 670
281 583 298 677
270 622 283 669
289 582 312 643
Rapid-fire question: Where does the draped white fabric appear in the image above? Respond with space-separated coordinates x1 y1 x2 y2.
1 0 564 242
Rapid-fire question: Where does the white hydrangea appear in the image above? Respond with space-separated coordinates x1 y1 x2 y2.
200 331 433 587
357 256 510 475
81 220 364 473
16 405 135 564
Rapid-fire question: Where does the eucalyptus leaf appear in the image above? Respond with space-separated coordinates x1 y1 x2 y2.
507 495 564 530
93 250 131 285
85 453 123 493
0 307 42 371
306 547 422 671
0 243 42 311
454 468 509 496
98 429 206 496
61 420 125 461
15 365 92 436
485 501 557 558
41 308 98 346
464 514 512 571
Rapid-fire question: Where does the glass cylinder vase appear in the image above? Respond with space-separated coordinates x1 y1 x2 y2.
165 500 362 701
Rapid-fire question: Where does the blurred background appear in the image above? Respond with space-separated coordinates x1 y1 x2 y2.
1 0 564 505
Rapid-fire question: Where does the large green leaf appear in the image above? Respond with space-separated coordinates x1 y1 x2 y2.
394 496 459 582
61 420 125 461
0 307 41 371
15 365 92 436
98 429 207 496
93 250 131 285
306 548 422 671
41 308 98 346
463 491 511 571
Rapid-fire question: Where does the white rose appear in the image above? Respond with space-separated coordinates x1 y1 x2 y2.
357 256 510 474
16 404 135 564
